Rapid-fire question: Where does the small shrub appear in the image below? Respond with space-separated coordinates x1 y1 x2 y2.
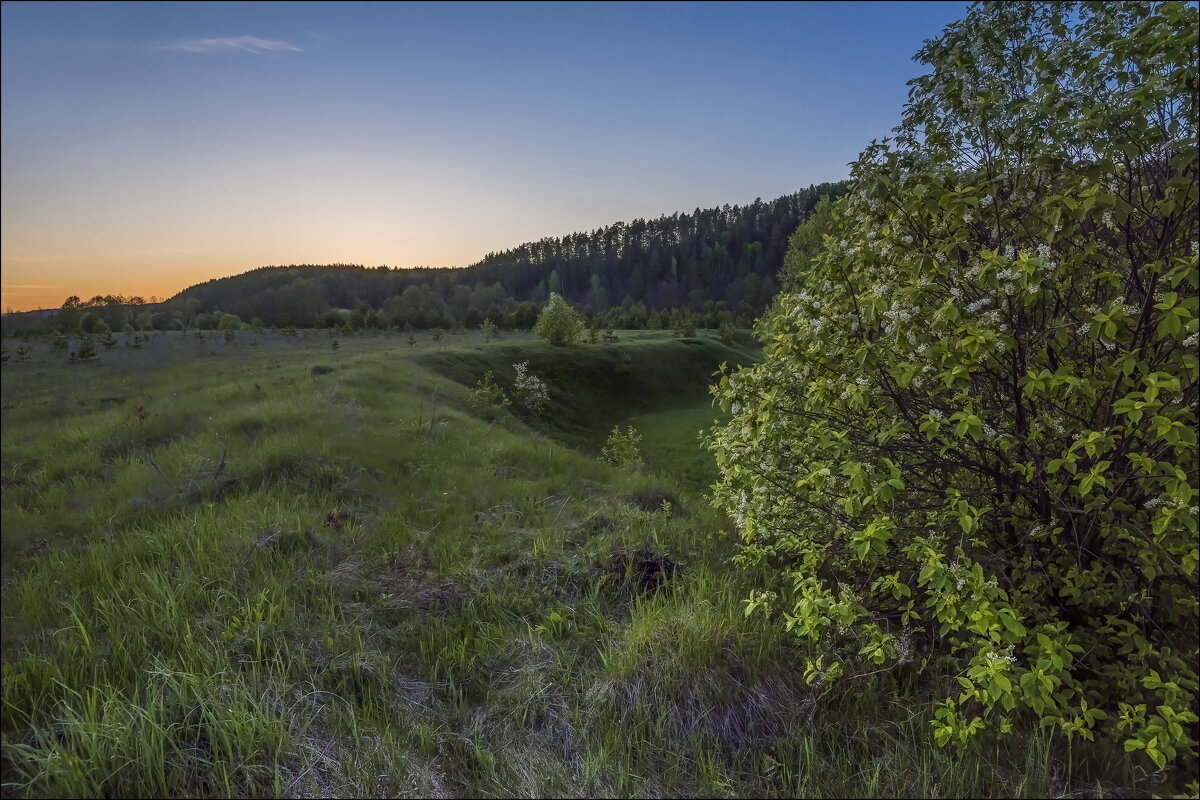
481 317 498 343
670 309 696 337
470 370 510 421
512 361 549 414
76 333 97 361
217 313 242 331
601 425 642 469
618 350 633 376
311 365 335 377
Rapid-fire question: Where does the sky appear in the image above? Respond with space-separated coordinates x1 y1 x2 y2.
1 0 969 312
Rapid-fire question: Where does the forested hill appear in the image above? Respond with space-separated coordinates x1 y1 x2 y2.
464 182 849 314
17 181 847 335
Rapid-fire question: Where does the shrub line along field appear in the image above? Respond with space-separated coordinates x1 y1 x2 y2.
0 329 1156 797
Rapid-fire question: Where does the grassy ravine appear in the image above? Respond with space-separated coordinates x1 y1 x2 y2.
0 329 1144 798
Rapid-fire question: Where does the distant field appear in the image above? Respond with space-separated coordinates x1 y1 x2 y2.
0 329 1139 797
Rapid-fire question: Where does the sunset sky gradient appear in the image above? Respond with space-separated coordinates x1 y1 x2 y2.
1 1 968 312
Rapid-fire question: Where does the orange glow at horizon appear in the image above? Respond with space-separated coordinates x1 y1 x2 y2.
0 249 481 313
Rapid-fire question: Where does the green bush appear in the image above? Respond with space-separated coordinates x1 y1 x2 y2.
533 293 584 346
480 317 498 343
469 370 510 421
669 308 696 338
601 425 642 470
708 1 1197 771
217 313 243 331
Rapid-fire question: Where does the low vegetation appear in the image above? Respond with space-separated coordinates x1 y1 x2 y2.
0 328 1184 797
2 4 1194 797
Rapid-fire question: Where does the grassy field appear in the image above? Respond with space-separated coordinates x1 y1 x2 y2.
0 328 1149 797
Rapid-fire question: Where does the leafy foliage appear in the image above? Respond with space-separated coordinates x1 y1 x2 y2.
601 425 643 470
708 0 1198 770
469 370 511 421
533 293 584 346
669 308 697 337
480 317 498 343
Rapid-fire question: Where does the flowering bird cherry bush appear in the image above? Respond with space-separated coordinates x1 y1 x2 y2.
708 1 1197 771
512 361 549 415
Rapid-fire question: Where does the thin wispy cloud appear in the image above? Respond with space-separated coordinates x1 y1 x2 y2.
158 36 301 54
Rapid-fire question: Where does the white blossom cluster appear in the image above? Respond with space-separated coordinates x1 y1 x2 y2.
512 362 549 414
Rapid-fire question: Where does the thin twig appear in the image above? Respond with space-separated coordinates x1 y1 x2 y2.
212 441 228 484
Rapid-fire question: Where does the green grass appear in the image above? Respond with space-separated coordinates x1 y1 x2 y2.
0 328 1155 797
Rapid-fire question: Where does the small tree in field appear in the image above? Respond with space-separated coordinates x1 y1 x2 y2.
75 333 97 361
708 1 1197 773
481 317 498 343
533 293 583 346
669 308 696 337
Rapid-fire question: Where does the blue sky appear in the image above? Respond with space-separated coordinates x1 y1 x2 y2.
1 1 969 310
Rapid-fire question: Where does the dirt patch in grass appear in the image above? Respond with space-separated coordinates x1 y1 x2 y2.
627 489 681 514
605 547 679 594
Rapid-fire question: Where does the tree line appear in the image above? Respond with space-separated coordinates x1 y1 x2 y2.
1 182 848 336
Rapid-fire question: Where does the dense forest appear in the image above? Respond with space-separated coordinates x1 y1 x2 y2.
2 182 848 335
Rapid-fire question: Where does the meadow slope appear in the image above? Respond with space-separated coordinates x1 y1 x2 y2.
0 330 1142 797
